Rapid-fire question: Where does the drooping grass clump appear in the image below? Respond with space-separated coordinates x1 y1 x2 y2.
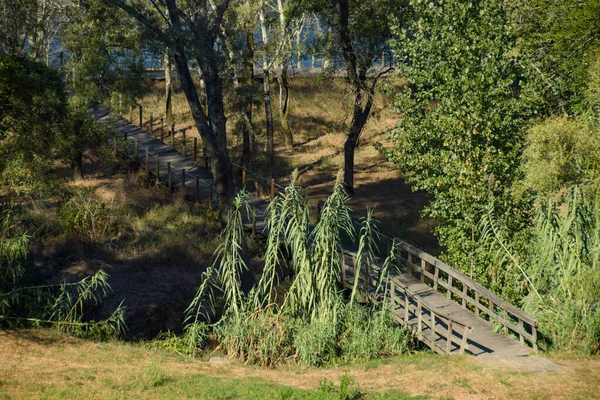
0 207 126 339
479 188 600 354
185 170 412 366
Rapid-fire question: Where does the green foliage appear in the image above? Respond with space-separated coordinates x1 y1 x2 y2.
382 0 536 277
318 374 363 400
510 0 600 113
520 115 600 199
0 206 126 340
185 171 411 366
59 189 116 242
0 55 67 194
479 190 600 353
62 0 147 101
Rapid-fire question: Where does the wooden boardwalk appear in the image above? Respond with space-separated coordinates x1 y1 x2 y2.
96 105 559 370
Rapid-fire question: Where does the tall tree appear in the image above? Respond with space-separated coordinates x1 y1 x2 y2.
382 0 537 279
324 0 398 195
102 0 235 223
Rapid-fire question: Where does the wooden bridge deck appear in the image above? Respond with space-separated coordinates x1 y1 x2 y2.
95 104 548 366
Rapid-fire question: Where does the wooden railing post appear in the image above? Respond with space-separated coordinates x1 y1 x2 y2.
503 309 508 334
446 320 453 354
145 148 149 177
270 178 275 200
242 168 247 186
459 326 470 355
139 105 143 128
167 162 172 190
155 155 159 185
447 275 453 299
171 124 175 148
462 284 467 308
420 258 426 283
519 320 524 345
404 290 409 322
195 176 200 203
475 292 480 317
149 112 153 134
417 300 422 333
431 311 437 345
160 117 164 142
532 325 538 351
433 262 439 291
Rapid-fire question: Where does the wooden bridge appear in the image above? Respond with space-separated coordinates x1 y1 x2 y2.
95 104 544 365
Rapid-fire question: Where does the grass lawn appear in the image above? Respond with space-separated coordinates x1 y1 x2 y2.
1 329 598 399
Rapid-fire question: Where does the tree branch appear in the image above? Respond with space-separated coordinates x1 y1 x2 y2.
102 0 170 44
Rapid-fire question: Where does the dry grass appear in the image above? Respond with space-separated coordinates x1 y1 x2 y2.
22 148 222 340
137 75 440 252
1 329 599 399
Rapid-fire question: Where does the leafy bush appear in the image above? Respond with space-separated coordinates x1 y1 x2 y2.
59 189 116 241
521 115 600 199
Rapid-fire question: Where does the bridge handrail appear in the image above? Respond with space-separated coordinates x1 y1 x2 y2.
395 240 538 350
342 250 472 355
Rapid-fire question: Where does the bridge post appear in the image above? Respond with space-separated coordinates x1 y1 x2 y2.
447 275 453 299
139 105 143 128
390 280 396 312
155 155 160 185
242 168 247 186
270 179 275 200
167 162 172 190
171 124 175 148
417 300 422 333
431 311 437 345
462 284 467 307
446 320 453 353
145 148 149 177
433 262 439 291
193 138 198 161
404 291 409 322
160 118 164 142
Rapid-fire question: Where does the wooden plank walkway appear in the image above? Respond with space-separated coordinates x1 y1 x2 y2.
95 104 559 370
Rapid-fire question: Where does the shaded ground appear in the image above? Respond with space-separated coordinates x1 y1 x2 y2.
137 75 442 254
1 329 599 399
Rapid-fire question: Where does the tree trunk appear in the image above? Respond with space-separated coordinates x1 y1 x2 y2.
263 69 275 176
71 150 83 181
337 0 377 195
277 69 293 149
164 48 173 125
171 45 234 226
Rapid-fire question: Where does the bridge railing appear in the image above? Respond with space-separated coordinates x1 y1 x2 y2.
341 250 472 355
394 240 538 351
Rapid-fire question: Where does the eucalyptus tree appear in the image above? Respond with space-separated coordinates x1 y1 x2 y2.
102 0 237 223
305 0 400 195
0 0 74 65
